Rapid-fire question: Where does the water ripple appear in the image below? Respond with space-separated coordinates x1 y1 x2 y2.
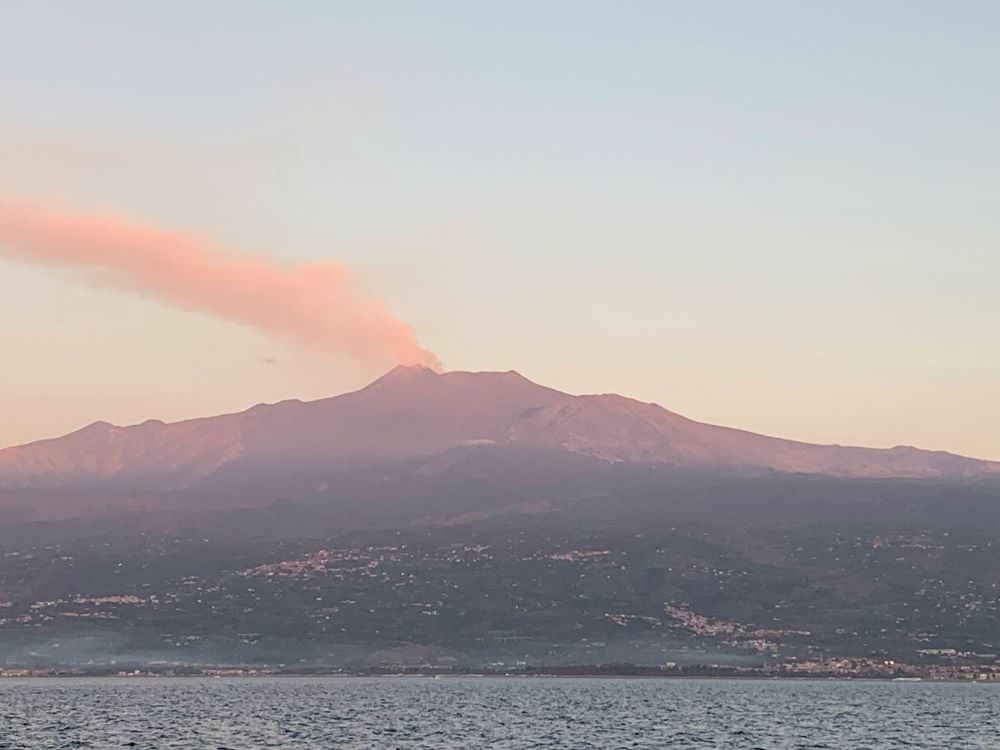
0 677 997 749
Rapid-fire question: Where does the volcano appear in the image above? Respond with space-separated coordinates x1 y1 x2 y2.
2 366 997 496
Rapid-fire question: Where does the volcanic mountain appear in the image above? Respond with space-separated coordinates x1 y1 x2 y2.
2 365 998 496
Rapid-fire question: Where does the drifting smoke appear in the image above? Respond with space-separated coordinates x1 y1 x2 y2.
0 199 441 370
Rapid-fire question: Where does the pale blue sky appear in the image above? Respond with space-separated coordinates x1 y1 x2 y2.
1 1 998 457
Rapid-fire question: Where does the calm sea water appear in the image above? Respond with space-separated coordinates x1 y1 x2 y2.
0 676 997 749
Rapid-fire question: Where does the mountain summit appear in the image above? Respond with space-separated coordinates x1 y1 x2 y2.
1 367 998 494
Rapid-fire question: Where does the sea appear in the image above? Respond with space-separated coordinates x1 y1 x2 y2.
0 676 997 749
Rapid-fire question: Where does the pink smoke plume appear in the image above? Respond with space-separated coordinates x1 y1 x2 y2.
0 199 441 370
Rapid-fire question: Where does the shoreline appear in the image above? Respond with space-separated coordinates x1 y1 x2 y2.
1 667 997 683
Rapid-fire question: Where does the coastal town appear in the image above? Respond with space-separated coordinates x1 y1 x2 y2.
1 523 998 678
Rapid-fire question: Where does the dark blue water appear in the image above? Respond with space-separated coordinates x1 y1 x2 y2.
0 677 997 748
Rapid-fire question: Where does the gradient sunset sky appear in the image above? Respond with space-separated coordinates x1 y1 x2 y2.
1 1 998 459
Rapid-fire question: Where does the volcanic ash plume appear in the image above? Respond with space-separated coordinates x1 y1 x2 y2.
0 199 441 369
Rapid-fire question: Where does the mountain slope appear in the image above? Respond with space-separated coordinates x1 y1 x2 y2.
513 394 998 478
1 365 998 491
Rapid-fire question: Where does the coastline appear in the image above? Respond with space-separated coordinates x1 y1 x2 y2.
2 665 997 682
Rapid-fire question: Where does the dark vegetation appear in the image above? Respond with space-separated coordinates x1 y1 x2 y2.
1 462 998 671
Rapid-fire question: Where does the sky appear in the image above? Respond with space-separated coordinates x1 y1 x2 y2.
1 1 998 459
